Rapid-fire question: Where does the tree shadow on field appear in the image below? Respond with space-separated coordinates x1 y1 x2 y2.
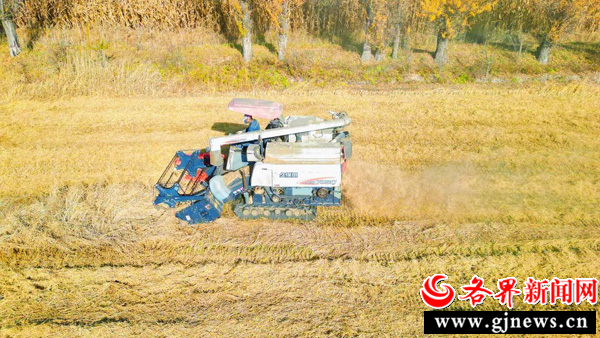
335 32 366 57
212 122 246 134
229 39 277 59
340 34 363 54
312 31 364 56
488 41 536 56
412 48 435 59
25 22 43 50
255 34 277 54
561 41 600 65
230 41 243 56
262 41 277 54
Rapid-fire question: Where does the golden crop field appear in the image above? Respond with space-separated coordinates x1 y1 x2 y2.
1 83 600 336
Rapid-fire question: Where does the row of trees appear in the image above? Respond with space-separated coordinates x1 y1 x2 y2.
356 0 600 64
1 0 600 64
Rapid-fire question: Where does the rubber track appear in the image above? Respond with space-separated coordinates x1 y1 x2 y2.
234 203 317 221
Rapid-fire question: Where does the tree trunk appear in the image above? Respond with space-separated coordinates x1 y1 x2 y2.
277 0 289 61
241 0 252 63
434 32 449 64
536 37 552 64
402 32 411 51
361 42 372 62
1 19 20 56
518 40 523 56
483 41 492 79
510 29 524 63
517 32 523 62
1 0 20 57
404 33 412 73
392 22 401 60
374 49 384 61
360 4 373 62
406 48 413 74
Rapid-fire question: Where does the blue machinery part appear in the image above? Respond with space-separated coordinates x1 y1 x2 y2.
175 176 245 224
154 149 229 224
154 149 343 224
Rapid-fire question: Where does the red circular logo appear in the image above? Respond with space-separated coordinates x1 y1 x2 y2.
420 274 456 309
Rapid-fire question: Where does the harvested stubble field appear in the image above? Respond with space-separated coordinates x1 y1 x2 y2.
1 83 600 336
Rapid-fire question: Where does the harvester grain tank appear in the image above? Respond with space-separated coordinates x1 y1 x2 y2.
154 98 352 224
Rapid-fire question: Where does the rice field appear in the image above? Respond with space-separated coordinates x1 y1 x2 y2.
0 83 599 336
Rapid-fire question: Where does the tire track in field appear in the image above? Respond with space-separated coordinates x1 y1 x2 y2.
1 252 599 336
2 219 599 268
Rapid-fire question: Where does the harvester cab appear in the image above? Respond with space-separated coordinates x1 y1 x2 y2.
154 98 352 224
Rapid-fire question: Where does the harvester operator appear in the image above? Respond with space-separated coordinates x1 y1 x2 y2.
243 114 260 132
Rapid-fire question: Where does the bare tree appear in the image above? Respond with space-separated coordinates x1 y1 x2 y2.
493 0 599 64
391 22 401 59
390 0 418 60
421 0 494 65
493 0 530 62
529 0 577 64
372 0 388 61
361 0 387 62
277 0 290 60
240 1 253 62
0 0 20 57
361 1 374 62
433 15 449 64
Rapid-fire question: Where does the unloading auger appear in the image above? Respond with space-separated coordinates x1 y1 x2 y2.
154 98 352 224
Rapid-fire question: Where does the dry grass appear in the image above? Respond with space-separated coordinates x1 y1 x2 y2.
16 0 221 29
1 84 600 336
1 27 599 100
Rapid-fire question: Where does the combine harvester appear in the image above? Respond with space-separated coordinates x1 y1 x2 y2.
154 99 352 224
